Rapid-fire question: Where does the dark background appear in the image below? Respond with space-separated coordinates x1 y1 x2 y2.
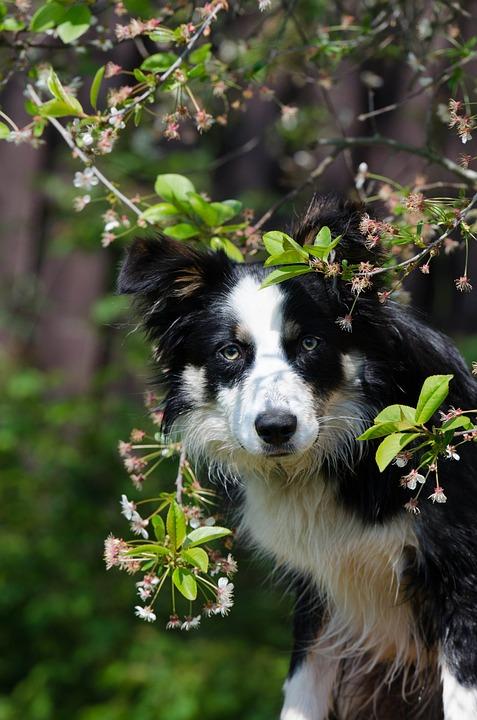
2 2 477 718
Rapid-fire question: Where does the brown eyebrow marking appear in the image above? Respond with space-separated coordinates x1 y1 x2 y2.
234 323 253 345
173 266 204 297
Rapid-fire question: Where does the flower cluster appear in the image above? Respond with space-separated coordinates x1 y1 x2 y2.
448 99 474 144
105 395 237 630
358 213 395 250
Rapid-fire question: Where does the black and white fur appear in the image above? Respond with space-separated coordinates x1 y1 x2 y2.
119 197 477 719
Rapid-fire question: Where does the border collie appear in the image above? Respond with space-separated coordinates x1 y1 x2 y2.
118 197 477 720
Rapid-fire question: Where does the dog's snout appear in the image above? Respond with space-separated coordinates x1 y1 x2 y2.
254 411 297 445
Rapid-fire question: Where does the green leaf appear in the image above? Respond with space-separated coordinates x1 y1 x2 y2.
262 231 307 259
261 265 313 288
441 415 474 431
415 375 453 424
213 199 242 223
163 223 200 240
46 69 84 115
375 433 423 472
57 5 92 43
357 421 417 441
264 250 307 267
149 27 176 44
167 501 186 549
37 99 84 118
208 202 236 225
155 173 195 203
140 203 178 224
314 226 332 246
133 68 149 83
30 1 66 31
2 16 25 30
141 52 177 72
189 43 212 64
152 515 165 543
210 237 244 262
90 65 105 110
126 544 170 556
374 404 416 424
181 547 209 573
0 121 10 139
183 526 232 548
188 192 219 226
172 568 197 600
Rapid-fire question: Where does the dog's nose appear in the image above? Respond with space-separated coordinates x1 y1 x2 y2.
255 411 297 445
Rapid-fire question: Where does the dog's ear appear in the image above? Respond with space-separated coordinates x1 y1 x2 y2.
118 236 233 342
294 195 384 267
118 235 231 300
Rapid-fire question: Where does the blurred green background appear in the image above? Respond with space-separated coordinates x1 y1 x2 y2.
3 2 477 717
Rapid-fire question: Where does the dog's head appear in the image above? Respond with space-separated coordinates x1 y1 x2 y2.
118 198 388 474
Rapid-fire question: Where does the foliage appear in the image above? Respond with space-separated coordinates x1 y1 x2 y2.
0 359 289 719
2 0 477 714
358 374 477 510
109 398 237 630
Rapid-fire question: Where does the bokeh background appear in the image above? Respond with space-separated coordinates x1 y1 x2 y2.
2 2 477 719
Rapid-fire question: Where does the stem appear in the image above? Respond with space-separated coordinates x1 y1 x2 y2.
361 189 477 277
24 3 224 219
26 85 143 217
315 136 477 185
175 447 186 504
0 109 19 131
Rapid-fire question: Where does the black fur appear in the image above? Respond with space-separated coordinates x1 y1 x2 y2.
119 198 477 717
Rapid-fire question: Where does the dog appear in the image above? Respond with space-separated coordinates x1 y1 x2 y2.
118 197 477 719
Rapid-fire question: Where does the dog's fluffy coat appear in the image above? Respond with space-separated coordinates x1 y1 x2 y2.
119 197 477 719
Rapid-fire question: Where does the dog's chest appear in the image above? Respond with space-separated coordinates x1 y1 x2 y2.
242 473 419 661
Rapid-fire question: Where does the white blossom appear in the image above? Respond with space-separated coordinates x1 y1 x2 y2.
428 486 447 503
130 512 149 539
73 168 98 190
135 605 156 622
120 494 136 520
445 445 460 461
181 615 201 630
109 107 126 129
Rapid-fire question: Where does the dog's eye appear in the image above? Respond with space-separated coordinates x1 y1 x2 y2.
300 335 319 352
220 344 242 361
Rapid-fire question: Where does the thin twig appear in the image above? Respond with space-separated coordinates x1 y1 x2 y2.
24 3 224 218
26 84 143 216
315 136 477 185
252 150 341 232
175 447 187 504
358 52 477 123
123 4 223 116
364 189 477 277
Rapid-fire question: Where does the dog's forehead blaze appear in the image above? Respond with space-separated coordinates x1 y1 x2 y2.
226 275 285 346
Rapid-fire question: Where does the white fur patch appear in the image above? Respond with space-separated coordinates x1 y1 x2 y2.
222 276 319 455
182 364 207 405
442 662 477 719
281 654 339 720
242 473 421 684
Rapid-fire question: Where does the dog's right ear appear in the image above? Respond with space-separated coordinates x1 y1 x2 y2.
118 235 230 300
118 236 233 342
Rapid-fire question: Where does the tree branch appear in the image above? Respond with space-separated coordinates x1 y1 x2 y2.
365 189 477 277
26 84 143 217
24 3 225 218
315 136 477 185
